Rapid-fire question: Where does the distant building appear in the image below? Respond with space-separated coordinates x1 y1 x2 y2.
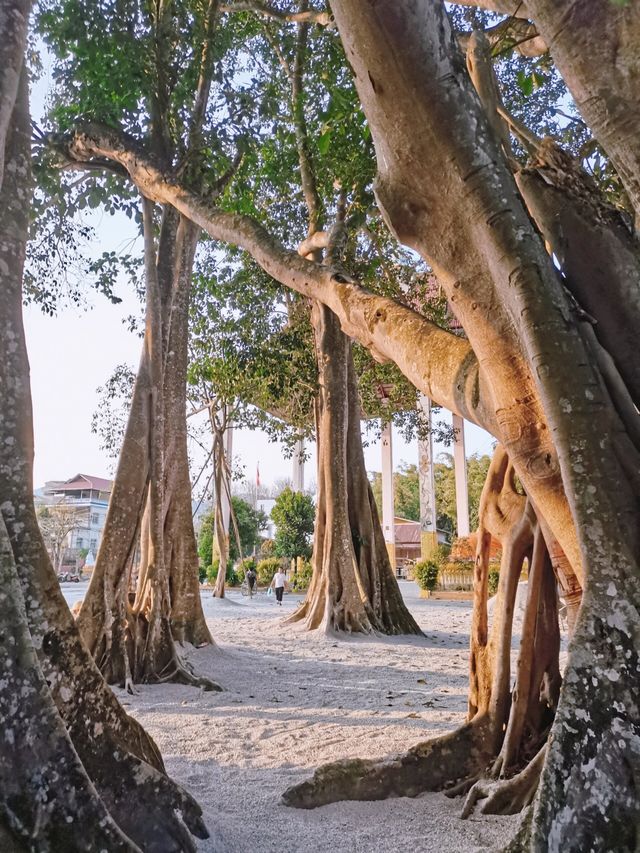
394 516 450 576
36 474 112 571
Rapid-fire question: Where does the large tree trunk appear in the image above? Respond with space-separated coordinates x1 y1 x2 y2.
161 218 212 642
0 67 208 851
77 210 216 690
285 2 640 847
290 304 421 635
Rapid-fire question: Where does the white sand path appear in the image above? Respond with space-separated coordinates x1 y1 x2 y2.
104 581 532 852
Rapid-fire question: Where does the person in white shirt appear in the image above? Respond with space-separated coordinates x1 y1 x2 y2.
270 569 288 605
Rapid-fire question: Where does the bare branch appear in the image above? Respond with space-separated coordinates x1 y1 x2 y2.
458 17 545 58
56 153 130 178
58 121 494 434
297 230 329 258
189 0 222 144
292 4 322 233
220 1 333 27
263 24 294 84
212 142 245 196
496 103 541 153
465 30 513 160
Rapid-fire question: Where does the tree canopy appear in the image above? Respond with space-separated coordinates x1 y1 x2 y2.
271 487 315 561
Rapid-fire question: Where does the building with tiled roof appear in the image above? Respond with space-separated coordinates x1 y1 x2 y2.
37 474 113 572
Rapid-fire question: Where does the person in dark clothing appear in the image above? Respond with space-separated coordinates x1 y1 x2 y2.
246 566 257 596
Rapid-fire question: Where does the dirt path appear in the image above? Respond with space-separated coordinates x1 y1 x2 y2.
112 582 522 852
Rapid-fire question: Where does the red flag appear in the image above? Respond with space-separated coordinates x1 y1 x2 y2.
256 462 261 488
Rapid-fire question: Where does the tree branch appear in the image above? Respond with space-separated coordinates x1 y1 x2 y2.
292 3 322 234
189 0 222 144
220 1 333 26
57 122 495 434
458 17 545 58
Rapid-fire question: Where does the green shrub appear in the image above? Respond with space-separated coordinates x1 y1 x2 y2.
198 512 214 571
414 559 440 592
206 559 236 585
291 559 313 591
198 565 207 584
206 559 219 584
488 568 500 597
256 557 282 586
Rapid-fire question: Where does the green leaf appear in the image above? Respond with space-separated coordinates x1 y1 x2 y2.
318 129 332 155
516 70 533 97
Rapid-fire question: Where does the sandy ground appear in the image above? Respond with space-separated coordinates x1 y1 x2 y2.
94 582 528 853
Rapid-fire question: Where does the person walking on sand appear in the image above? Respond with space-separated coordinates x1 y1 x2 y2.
246 565 257 597
270 568 288 606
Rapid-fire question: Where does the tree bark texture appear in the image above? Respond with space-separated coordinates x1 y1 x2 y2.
77 209 215 689
513 142 640 408
289 303 421 635
0 70 208 852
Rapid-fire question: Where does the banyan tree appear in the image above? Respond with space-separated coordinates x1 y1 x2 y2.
55 1 640 845
4 0 640 847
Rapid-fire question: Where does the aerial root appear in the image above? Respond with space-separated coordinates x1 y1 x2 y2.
156 656 222 692
461 745 546 819
282 720 492 809
443 773 481 798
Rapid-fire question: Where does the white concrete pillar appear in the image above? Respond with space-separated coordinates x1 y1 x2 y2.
452 413 470 537
381 420 396 567
292 438 305 492
417 395 438 557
